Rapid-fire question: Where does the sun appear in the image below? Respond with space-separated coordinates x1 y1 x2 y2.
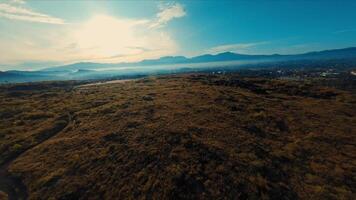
73 15 146 57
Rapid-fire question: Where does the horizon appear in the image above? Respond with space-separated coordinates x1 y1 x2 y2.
0 2 355 198
1 0 356 70
2 46 356 72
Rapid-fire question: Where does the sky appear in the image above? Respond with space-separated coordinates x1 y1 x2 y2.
1 0 356 70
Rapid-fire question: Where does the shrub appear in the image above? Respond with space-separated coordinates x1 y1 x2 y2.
12 143 22 151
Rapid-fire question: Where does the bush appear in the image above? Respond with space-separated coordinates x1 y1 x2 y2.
12 143 23 151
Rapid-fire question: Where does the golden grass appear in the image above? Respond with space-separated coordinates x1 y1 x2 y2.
0 74 355 199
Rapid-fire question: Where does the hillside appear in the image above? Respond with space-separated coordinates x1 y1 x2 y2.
0 74 355 199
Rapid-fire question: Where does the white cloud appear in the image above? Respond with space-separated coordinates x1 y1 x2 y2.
0 14 179 67
0 2 186 69
68 15 178 62
150 2 186 28
207 41 270 54
0 2 65 24
9 0 26 4
333 29 356 34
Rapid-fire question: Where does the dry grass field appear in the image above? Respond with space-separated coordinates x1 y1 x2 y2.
0 74 355 199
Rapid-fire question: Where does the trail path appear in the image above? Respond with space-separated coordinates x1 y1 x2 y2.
0 114 72 200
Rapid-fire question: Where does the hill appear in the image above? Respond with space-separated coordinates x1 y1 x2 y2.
0 74 355 199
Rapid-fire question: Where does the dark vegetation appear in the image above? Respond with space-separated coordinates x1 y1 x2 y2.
0 73 355 199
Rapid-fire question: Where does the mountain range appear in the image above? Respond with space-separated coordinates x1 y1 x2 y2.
42 47 356 72
1 47 356 83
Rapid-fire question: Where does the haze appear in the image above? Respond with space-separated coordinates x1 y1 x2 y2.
1 0 356 70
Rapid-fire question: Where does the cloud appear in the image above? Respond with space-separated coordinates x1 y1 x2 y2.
333 29 356 34
150 2 186 28
0 2 185 69
207 41 270 54
9 0 26 4
69 15 177 62
0 14 179 67
0 2 65 24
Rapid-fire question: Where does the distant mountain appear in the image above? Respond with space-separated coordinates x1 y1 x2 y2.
140 56 188 65
2 47 356 84
0 68 112 83
42 62 112 72
296 47 356 59
0 70 58 83
189 52 281 63
42 47 356 72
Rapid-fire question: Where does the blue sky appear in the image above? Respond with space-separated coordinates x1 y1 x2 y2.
1 0 356 70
